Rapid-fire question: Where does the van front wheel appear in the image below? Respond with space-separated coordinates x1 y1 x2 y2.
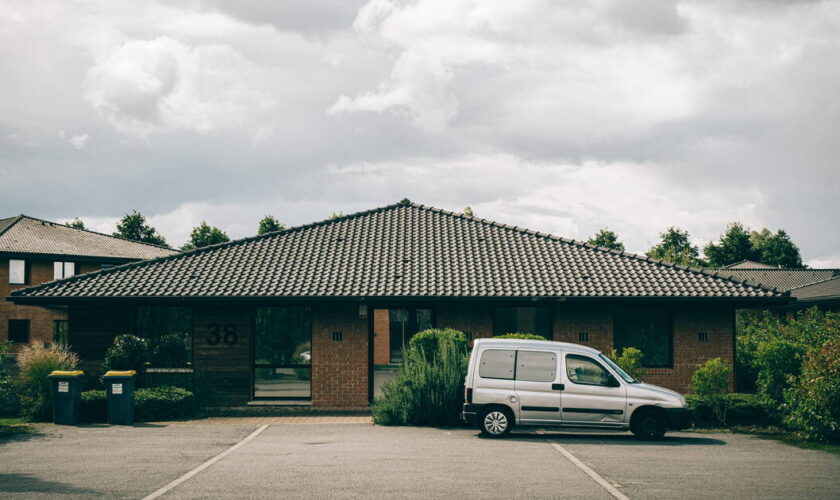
631 408 666 440
480 407 513 438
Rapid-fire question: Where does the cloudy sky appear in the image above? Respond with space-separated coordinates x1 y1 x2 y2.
1 0 839 265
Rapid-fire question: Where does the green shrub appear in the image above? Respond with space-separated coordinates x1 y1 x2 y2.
692 357 731 424
686 393 772 428
373 339 469 427
0 341 19 417
408 329 468 361
754 338 804 407
784 337 840 442
103 335 148 379
151 333 189 368
16 341 79 422
495 333 548 340
608 347 647 381
80 385 196 422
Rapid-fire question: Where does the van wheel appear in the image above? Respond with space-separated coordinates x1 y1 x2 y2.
480 407 513 438
631 408 666 440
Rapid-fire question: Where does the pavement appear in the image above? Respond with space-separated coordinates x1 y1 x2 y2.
1 419 838 499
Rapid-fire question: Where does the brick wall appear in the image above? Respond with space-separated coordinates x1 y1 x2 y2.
311 303 369 408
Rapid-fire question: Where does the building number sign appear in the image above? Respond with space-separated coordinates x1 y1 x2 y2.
206 323 239 346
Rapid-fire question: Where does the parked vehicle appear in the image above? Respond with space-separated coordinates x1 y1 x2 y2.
462 339 691 439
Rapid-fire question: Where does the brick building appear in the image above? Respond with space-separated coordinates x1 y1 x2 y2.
1 215 177 348
8 202 789 407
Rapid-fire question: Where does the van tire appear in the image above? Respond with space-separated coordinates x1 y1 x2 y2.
630 408 666 440
479 407 514 438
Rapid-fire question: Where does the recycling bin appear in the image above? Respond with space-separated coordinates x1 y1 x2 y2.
103 370 136 425
48 370 84 425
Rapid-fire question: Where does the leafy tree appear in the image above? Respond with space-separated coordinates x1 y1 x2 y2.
65 218 86 229
750 229 804 268
329 211 346 219
113 211 168 247
181 222 229 251
462 206 475 217
587 229 625 252
703 222 755 267
257 215 286 235
646 227 703 266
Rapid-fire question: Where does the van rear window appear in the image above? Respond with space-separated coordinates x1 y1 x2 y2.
479 349 516 379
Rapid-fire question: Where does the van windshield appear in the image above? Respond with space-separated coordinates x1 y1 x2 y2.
598 353 637 383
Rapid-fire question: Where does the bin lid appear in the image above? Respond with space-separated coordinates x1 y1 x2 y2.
104 370 136 377
49 370 84 377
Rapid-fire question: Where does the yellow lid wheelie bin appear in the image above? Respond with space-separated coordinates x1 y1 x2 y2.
48 370 84 425
103 370 136 425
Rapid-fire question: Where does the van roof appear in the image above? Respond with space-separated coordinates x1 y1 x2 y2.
472 338 602 355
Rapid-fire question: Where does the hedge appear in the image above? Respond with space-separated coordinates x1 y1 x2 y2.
81 385 196 422
686 393 774 428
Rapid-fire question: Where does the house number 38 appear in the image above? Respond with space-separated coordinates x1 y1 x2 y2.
206 324 238 346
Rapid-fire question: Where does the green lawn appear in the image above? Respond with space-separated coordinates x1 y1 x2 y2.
0 417 35 439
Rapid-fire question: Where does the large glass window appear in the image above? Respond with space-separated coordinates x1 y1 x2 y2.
494 307 551 338
388 308 433 363
53 261 75 280
516 351 557 382
136 306 194 366
53 320 69 346
254 307 312 399
8 319 30 343
566 354 613 386
8 259 25 284
613 308 672 368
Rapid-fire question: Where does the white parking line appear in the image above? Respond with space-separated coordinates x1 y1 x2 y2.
142 424 269 500
546 439 629 500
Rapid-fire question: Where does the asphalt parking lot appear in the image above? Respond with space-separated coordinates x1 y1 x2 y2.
1 420 839 499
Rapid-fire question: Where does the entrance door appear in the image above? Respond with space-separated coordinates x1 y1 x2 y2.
559 353 626 426
371 307 433 397
253 307 312 399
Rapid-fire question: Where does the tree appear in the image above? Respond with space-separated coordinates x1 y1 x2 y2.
329 211 346 219
113 211 168 247
181 222 229 251
257 215 286 235
65 218 86 230
587 229 625 252
646 227 703 266
750 229 804 268
703 222 755 267
462 206 475 217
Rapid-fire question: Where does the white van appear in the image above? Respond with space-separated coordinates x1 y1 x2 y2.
462 339 691 439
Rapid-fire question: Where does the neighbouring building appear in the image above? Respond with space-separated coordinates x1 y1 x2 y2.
716 260 840 314
1 215 178 348
8 202 789 407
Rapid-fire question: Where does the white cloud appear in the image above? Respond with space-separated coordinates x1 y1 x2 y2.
68 134 90 150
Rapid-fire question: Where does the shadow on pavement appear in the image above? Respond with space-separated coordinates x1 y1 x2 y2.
0 473 100 495
482 431 727 446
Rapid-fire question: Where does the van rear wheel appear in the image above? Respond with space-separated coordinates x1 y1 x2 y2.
480 407 513 438
631 408 666 440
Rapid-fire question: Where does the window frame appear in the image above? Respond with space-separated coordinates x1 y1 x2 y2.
53 261 76 280
564 354 618 387
612 307 673 368
8 319 30 343
8 259 26 285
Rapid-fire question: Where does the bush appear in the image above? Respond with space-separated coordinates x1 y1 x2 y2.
692 357 731 424
408 329 468 361
495 333 548 340
0 341 19 417
80 385 196 422
784 337 840 442
103 335 148 378
16 341 79 422
754 338 804 407
151 333 189 368
686 393 772 428
373 337 469 427
608 347 647 381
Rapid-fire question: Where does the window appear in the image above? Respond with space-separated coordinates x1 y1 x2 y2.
8 259 25 284
494 307 551 338
566 354 613 386
388 308 433 363
254 307 312 399
516 351 557 382
479 349 516 379
8 320 30 343
53 261 76 280
136 306 194 366
54 320 69 346
698 332 709 342
613 308 672 368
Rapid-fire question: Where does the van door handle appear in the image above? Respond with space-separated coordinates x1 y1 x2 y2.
552 383 565 391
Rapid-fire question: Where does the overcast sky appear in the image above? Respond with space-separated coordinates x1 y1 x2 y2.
1 0 839 265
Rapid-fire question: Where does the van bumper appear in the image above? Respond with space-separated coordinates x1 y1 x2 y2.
462 404 481 427
664 408 693 430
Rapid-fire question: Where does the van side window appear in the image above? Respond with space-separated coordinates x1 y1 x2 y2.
479 349 516 380
516 351 556 382
565 354 612 386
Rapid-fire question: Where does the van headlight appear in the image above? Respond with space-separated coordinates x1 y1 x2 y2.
678 396 687 407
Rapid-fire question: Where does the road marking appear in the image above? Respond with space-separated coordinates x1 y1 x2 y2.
546 439 629 500
142 424 269 500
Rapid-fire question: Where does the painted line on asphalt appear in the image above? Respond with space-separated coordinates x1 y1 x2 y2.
545 439 629 500
142 424 269 500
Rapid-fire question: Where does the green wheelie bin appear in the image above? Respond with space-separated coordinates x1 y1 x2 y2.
48 370 84 425
104 370 136 425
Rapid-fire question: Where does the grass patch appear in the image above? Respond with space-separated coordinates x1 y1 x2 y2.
686 426 840 454
0 417 35 439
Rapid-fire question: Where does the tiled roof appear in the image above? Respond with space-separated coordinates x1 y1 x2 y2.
10 202 787 301
790 275 840 301
723 260 776 270
0 215 177 261
713 268 840 292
